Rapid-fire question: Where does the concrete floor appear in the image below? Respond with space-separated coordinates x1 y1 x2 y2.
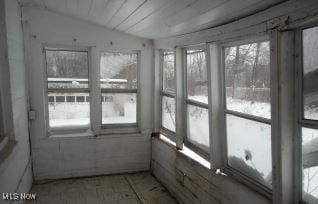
27 172 177 204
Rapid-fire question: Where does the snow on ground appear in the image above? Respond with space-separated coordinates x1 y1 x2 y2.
226 97 271 119
188 105 209 152
303 128 318 199
226 114 272 186
49 103 90 128
162 97 176 132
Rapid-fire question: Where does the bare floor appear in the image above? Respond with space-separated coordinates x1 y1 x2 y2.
27 172 177 204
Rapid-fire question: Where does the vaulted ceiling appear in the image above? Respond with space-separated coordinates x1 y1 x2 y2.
19 0 287 39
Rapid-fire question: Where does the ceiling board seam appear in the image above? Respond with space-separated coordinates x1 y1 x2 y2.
126 0 198 33
123 0 173 32
106 0 127 25
113 0 148 30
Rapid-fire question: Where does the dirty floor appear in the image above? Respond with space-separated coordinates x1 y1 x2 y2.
27 172 178 204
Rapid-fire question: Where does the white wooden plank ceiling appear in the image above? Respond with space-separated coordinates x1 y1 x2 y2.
19 0 287 39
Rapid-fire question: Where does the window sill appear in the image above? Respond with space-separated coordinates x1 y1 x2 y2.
224 166 272 199
157 134 211 170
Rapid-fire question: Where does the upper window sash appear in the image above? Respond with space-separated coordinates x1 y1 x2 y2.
223 40 271 120
100 51 139 91
162 50 176 95
185 47 208 105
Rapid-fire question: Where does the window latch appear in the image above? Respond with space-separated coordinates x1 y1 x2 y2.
28 110 36 121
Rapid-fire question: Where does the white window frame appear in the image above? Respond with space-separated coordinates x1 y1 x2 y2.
295 22 318 204
183 45 210 160
159 49 176 141
98 50 140 132
220 36 273 197
43 45 92 136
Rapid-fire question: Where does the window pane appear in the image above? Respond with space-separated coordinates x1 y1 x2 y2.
225 42 270 119
102 93 136 124
226 114 272 188
303 27 318 120
187 50 208 104
48 93 90 128
76 96 85 103
163 52 175 93
187 105 209 152
100 52 137 89
162 96 175 132
302 128 318 202
46 50 89 89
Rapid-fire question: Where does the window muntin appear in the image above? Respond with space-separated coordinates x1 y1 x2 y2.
185 48 210 156
162 96 176 132
100 52 138 126
161 51 176 134
303 27 318 120
224 42 271 119
186 49 208 104
223 40 272 189
45 49 90 129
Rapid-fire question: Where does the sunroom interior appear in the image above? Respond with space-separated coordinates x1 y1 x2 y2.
1 0 318 203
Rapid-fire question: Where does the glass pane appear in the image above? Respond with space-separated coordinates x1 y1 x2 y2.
163 51 175 93
226 114 272 188
187 104 209 152
102 93 136 124
224 42 271 119
302 128 318 202
303 27 318 120
48 92 90 128
100 52 137 89
162 96 176 132
46 50 89 89
186 49 208 104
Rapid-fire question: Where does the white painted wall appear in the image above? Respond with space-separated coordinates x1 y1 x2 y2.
0 0 33 202
22 6 154 181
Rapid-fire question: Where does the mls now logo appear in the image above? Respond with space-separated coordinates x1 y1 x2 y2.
2 193 36 201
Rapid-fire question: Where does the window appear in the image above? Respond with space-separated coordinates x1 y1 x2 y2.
100 52 138 126
224 41 272 189
301 26 318 203
185 48 209 156
161 51 176 134
45 49 90 129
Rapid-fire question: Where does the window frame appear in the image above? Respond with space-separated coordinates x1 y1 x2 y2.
99 50 140 130
183 45 210 160
220 36 273 197
43 45 92 135
159 49 176 141
296 22 318 203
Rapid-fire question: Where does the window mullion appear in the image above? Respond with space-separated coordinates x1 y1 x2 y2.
89 47 101 133
175 47 185 150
